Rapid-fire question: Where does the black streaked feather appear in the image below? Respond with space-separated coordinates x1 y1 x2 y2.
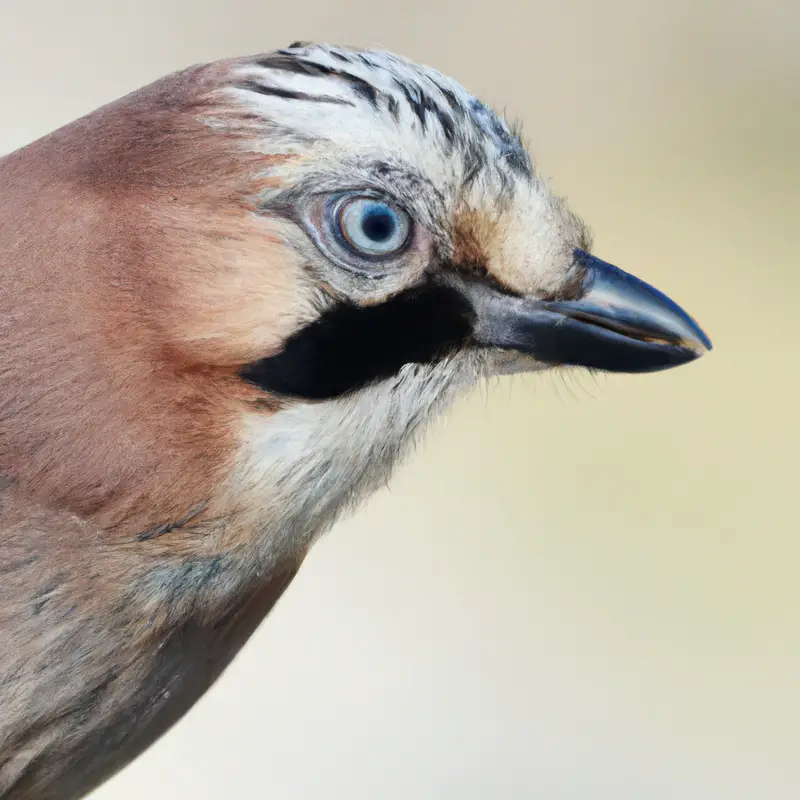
255 54 380 108
238 80 353 105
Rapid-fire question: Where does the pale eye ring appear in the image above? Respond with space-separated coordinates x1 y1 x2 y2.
331 195 411 258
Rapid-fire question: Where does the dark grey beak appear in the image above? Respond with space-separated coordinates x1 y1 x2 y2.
471 249 712 372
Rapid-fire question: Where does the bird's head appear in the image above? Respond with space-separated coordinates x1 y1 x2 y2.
0 42 711 539
212 44 712 403
210 43 711 529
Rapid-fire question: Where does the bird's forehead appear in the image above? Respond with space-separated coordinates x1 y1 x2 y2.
224 44 532 197
217 44 588 294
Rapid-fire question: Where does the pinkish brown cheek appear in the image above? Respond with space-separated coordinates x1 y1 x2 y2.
153 221 317 368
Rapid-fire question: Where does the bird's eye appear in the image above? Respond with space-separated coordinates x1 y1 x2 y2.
330 195 411 259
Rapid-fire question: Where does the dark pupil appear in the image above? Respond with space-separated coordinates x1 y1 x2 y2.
361 206 396 243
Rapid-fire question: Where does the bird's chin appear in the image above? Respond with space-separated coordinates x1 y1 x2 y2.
481 349 552 377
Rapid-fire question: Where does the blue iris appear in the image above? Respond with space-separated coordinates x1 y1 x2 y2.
334 195 411 257
358 202 397 244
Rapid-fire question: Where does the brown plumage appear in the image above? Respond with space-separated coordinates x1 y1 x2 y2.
0 43 710 799
0 61 308 797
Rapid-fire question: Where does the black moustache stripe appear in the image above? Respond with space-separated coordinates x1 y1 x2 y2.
240 281 475 400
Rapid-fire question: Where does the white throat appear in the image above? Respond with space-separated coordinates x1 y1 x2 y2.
231 356 481 567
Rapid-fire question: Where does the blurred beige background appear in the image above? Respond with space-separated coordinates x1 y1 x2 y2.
1 0 798 797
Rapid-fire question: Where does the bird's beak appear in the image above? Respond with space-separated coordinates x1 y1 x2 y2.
468 249 712 372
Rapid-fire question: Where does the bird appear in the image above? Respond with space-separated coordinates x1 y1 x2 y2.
0 41 711 799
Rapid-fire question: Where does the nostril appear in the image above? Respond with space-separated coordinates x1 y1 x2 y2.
538 259 588 303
